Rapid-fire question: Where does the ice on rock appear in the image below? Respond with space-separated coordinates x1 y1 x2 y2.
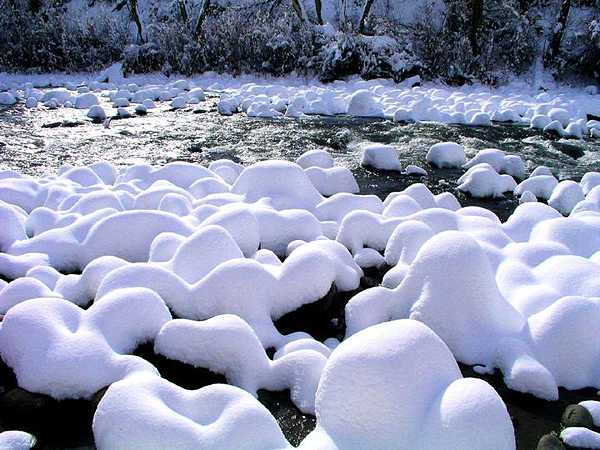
346 90 383 117
426 142 466 168
25 97 38 108
544 120 566 136
383 195 423 218
9 210 194 271
40 88 73 105
305 167 359 196
170 96 188 109
457 163 517 198
299 320 515 450
93 372 292 450
515 175 559 201
314 193 383 223
530 114 552 130
0 288 171 399
296 150 334 169
154 315 327 414
469 112 492 126
0 92 17 105
117 162 219 190
462 148 525 179
360 144 401 171
346 231 526 365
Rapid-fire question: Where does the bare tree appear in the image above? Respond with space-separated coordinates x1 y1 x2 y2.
114 0 145 43
546 0 571 63
315 0 323 25
359 0 375 34
469 0 484 55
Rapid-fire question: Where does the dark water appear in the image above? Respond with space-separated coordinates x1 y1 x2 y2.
1 93 599 449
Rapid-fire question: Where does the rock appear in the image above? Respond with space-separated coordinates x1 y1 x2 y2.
562 404 595 429
87 105 107 122
536 434 565 450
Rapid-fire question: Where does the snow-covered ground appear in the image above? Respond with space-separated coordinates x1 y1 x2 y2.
1 72 600 448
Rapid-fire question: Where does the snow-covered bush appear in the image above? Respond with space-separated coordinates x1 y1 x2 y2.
412 0 536 85
0 0 127 73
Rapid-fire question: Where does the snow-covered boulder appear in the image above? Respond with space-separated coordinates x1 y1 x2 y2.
93 372 291 449
427 142 466 168
299 320 515 450
346 90 383 117
360 144 401 171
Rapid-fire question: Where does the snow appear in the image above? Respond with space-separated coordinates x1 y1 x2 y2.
0 100 597 446
515 175 559 201
86 105 107 121
0 288 171 399
0 431 35 450
561 427 600 449
547 180 585 215
154 315 326 414
93 372 292 449
580 401 600 427
299 320 514 450
75 92 99 109
426 142 466 168
346 89 383 117
457 163 517 198
360 144 401 171
296 150 334 170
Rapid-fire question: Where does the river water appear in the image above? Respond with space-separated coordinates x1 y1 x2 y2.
1 92 599 221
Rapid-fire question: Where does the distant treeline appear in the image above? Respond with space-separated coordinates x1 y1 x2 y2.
0 0 598 85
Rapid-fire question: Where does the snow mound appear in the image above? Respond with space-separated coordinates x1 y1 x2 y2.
93 372 291 450
0 288 171 399
346 90 383 117
427 142 466 168
154 315 327 414
299 320 515 450
457 163 517 198
360 144 401 171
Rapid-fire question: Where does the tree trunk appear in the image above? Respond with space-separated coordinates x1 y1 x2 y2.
193 0 211 39
518 0 528 13
547 0 571 63
291 0 304 21
359 0 375 34
129 0 145 44
469 0 483 56
314 0 323 25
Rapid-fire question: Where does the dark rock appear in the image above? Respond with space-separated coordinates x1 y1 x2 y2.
41 121 62 128
193 108 209 114
257 389 315 447
562 404 595 429
537 434 566 450
360 276 378 289
187 143 204 152
551 142 585 159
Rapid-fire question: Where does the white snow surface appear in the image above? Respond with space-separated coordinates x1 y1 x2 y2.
0 144 598 445
299 320 515 450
